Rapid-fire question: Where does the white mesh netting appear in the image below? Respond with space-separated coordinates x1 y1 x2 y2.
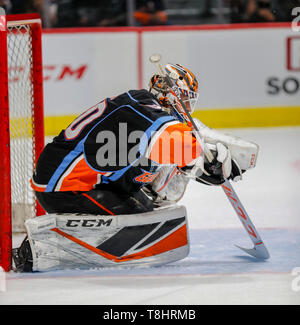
7 24 37 232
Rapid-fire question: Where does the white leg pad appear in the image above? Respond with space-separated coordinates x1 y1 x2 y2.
25 205 189 271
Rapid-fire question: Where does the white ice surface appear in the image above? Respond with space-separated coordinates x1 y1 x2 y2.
1 127 300 305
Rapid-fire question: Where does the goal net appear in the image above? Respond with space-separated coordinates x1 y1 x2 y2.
0 12 45 271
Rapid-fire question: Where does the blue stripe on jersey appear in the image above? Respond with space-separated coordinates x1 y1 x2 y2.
106 115 175 182
139 115 175 154
126 91 138 103
47 106 132 191
125 103 154 123
45 139 84 192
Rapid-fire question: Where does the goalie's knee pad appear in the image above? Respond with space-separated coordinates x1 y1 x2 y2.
35 188 154 216
25 205 189 271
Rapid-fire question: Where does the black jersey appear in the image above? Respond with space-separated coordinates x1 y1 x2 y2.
32 89 183 193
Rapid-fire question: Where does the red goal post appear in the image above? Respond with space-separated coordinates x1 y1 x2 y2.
0 12 45 272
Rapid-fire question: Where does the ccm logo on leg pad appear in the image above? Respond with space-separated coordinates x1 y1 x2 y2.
65 219 113 227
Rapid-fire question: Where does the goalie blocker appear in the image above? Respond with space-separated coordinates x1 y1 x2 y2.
16 205 189 272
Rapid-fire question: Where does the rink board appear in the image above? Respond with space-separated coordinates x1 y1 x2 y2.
35 23 300 134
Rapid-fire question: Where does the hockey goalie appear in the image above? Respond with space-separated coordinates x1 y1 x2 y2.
13 61 258 272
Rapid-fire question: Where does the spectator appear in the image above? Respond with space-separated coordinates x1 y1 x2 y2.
200 0 213 18
97 0 127 27
0 0 11 12
97 0 168 27
134 0 168 26
72 0 99 27
54 0 78 27
9 0 50 27
226 0 246 23
226 0 278 23
244 0 276 22
10 0 44 15
55 0 108 28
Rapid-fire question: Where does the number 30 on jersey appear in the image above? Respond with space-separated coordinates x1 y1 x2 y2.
64 100 107 140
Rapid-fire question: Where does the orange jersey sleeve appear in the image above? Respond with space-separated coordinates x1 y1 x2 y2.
146 121 202 168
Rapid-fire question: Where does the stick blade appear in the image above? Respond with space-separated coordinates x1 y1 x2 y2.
235 244 270 260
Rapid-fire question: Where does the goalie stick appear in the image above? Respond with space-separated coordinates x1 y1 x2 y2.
149 54 270 260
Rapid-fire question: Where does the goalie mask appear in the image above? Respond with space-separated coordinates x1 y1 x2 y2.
149 63 199 122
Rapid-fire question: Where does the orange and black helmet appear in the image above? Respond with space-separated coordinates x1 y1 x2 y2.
149 63 199 119
165 63 198 94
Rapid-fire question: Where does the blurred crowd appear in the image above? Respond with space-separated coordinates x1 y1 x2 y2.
226 0 300 23
0 0 299 28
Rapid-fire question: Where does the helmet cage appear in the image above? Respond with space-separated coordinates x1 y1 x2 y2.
149 63 199 121
171 83 199 114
